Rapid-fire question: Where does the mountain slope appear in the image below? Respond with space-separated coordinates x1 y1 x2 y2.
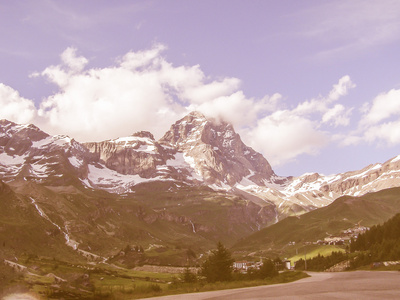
236 155 400 219
2 178 278 266
232 187 400 255
0 180 79 261
159 111 281 186
2 114 400 220
2 113 400 265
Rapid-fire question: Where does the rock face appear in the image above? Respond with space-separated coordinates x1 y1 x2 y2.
160 111 277 186
0 119 93 184
238 156 400 220
84 131 171 178
82 111 282 188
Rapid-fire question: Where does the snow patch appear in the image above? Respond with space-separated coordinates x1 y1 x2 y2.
68 156 83 168
391 155 400 163
0 153 26 165
84 163 170 193
32 135 72 149
166 152 187 167
137 144 156 153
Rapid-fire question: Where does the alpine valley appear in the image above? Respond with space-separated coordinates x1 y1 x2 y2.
1 111 400 266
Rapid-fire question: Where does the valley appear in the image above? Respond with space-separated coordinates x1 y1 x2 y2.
1 113 400 298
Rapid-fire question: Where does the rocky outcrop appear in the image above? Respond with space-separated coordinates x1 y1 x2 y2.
160 111 277 186
84 132 171 178
80 112 279 187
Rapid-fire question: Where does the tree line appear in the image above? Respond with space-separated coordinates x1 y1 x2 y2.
294 212 400 271
349 212 400 268
294 251 348 271
182 242 279 283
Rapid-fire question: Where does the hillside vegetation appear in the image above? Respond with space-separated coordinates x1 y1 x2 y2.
232 187 400 257
350 212 400 268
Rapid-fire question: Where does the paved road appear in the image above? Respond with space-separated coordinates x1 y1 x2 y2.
144 271 400 299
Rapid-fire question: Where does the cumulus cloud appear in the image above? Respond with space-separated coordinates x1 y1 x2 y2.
61 47 88 72
353 88 400 146
0 45 356 167
190 92 283 127
239 76 355 166
327 75 356 102
119 43 166 70
0 83 36 123
242 110 329 166
322 104 352 127
32 44 248 142
364 121 400 145
360 89 400 125
294 75 355 116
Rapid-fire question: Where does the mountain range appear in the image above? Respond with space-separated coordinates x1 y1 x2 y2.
1 111 400 264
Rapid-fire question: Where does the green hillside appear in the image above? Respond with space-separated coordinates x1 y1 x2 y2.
232 187 400 257
1 179 277 266
0 180 81 267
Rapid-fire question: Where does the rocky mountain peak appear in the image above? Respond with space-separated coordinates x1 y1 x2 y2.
0 119 14 126
1 117 400 221
0 120 48 140
131 131 155 140
159 111 208 146
159 112 276 186
0 120 49 157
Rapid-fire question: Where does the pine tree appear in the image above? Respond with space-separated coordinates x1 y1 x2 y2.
258 259 278 278
201 242 234 282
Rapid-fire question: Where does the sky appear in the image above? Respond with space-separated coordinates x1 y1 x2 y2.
1 0 400 177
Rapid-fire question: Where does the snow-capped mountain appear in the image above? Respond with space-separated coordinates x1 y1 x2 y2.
0 119 92 184
1 113 400 220
238 155 400 218
81 111 287 192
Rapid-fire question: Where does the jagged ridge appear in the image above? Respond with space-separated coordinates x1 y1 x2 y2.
1 113 400 220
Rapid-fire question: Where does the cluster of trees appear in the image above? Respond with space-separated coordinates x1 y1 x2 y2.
294 251 348 271
182 242 279 283
201 242 234 282
293 213 400 271
246 258 278 280
349 213 400 268
107 244 147 269
350 213 400 256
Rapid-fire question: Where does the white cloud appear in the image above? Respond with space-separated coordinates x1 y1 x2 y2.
322 104 352 127
0 45 356 168
294 75 355 116
360 89 400 125
34 44 245 142
191 92 283 127
364 120 400 145
327 75 356 102
60 47 88 73
237 75 355 166
353 88 400 146
242 110 328 166
120 43 166 70
37 64 183 141
38 47 88 88
0 83 36 124
181 77 241 105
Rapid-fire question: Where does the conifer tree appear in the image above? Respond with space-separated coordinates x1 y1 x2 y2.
201 242 234 282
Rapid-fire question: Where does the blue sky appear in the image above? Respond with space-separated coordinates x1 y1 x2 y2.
1 0 400 176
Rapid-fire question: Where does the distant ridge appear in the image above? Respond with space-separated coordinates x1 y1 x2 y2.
1 113 400 221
